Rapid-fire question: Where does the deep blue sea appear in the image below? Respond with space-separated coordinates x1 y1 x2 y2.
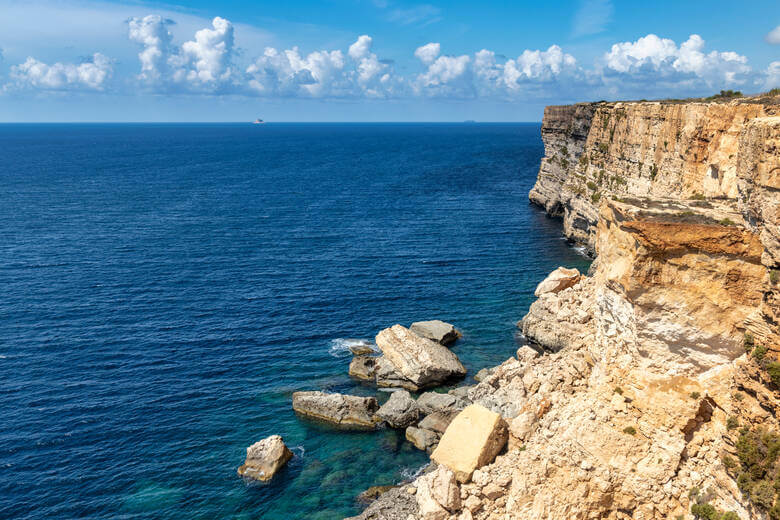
0 123 590 520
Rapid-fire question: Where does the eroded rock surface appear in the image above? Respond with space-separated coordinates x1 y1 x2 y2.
410 320 462 346
375 325 466 391
292 391 379 429
376 390 419 428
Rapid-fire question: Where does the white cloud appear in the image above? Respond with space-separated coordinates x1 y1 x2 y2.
767 25 780 44
128 15 236 92
9 53 112 90
413 43 472 97
766 62 780 89
602 34 754 91
246 35 399 98
572 0 613 37
414 42 440 65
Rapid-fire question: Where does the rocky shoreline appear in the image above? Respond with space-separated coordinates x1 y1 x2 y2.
240 91 779 520
340 92 780 520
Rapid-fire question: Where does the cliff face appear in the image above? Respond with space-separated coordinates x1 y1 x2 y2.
350 95 780 520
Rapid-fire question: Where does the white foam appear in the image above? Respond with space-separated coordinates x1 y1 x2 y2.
400 464 427 481
328 338 375 358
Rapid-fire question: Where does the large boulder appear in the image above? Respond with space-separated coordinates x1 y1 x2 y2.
375 325 466 390
349 355 378 381
431 404 508 483
237 435 293 481
410 320 462 346
417 392 462 415
374 356 420 391
416 465 461 520
376 390 420 428
533 266 581 297
292 391 379 429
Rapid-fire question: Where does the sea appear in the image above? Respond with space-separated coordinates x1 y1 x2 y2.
0 123 590 519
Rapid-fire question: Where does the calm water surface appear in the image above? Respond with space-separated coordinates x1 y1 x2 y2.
0 123 590 519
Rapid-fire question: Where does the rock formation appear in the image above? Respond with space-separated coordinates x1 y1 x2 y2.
237 435 293 481
292 391 379 429
410 320 462 346
376 390 420 428
348 91 780 520
375 325 466 391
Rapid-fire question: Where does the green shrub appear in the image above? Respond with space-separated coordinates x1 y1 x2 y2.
771 270 779 285
767 362 780 387
561 158 569 169
727 416 739 430
723 455 737 470
719 218 736 226
623 426 636 435
591 192 601 204
721 513 739 520
598 143 609 154
744 332 755 351
753 345 768 361
690 391 701 399
561 146 569 157
579 155 589 168
614 386 623 395
753 481 776 508
690 502 717 519
706 89 743 100
690 193 706 201
767 88 780 96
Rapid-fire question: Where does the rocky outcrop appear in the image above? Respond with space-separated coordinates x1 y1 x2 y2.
410 320 462 346
376 390 420 428
237 435 293 481
533 266 581 296
292 391 379 429
349 93 780 520
349 355 378 381
375 325 466 391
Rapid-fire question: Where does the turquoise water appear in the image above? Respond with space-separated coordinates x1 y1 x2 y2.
0 123 590 519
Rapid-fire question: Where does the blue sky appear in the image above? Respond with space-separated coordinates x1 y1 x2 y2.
1 0 778 121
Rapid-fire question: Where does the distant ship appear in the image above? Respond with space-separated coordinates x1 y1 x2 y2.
253 118 265 124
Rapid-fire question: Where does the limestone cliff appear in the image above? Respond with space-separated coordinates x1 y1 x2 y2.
348 93 780 520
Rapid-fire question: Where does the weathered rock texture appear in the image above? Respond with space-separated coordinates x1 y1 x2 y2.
237 435 293 481
375 325 466 391
351 93 780 520
410 320 462 346
292 391 379 429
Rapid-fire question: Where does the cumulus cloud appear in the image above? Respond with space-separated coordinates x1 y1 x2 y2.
414 43 580 98
767 25 780 45
128 15 236 92
9 53 112 90
245 35 399 98
602 34 753 90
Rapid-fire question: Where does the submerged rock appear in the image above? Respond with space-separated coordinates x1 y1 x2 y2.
292 391 379 429
376 390 419 428
533 266 581 297
357 484 396 504
409 320 462 346
349 355 378 381
237 435 293 482
375 325 466 391
431 404 508 483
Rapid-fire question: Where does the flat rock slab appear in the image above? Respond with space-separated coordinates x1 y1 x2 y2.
410 320 462 346
431 404 508 483
237 435 293 481
292 391 379 429
417 392 462 415
375 325 466 390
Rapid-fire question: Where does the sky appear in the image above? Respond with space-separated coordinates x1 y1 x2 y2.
0 0 778 122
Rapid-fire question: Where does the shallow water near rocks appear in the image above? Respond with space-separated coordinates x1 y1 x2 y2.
0 123 590 519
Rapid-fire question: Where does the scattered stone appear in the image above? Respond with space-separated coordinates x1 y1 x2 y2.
516 345 540 363
409 320 462 346
375 325 466 390
405 426 440 452
533 266 581 297
349 355 378 381
292 391 379 429
431 404 508 483
237 435 293 482
418 411 455 434
357 485 396 504
349 342 377 356
416 465 461 520
417 392 460 415
376 390 420 428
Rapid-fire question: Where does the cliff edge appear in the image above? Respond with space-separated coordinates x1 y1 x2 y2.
349 92 780 520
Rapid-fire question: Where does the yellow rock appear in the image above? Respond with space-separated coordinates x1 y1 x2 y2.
431 404 508 483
